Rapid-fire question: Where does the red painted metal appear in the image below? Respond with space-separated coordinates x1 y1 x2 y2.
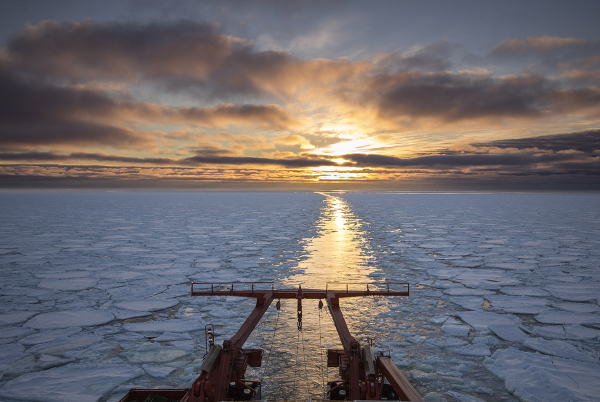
378 356 424 401
121 282 420 402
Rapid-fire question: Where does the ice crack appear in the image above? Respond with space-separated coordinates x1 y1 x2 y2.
550 357 593 402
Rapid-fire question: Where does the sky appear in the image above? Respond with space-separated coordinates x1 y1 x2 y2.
1 0 599 191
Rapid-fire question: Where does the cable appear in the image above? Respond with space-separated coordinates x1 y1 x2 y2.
318 304 325 398
260 305 280 387
301 322 309 397
295 328 300 395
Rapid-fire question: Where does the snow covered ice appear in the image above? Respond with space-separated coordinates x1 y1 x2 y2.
1 191 599 402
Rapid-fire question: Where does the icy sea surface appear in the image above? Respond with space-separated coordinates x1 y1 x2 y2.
0 191 599 402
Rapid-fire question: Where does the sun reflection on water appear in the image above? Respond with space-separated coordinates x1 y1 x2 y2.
286 193 374 288
254 193 382 399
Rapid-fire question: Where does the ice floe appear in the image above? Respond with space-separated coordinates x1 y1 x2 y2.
38 278 98 291
441 318 470 337
523 338 598 362
487 323 529 342
0 312 38 326
457 311 519 333
535 310 600 325
25 310 115 329
114 299 179 312
0 363 143 402
484 348 600 401
19 327 82 345
123 317 205 333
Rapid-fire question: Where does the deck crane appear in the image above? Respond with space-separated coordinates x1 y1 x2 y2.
119 282 423 402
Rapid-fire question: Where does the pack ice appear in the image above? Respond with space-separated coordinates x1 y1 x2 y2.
1 191 599 402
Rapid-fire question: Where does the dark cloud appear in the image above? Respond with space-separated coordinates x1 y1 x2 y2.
376 42 458 72
473 129 600 153
492 36 600 83
364 72 547 123
0 67 298 149
358 71 600 124
0 151 177 164
6 19 297 98
183 153 337 168
0 150 338 168
0 70 150 148
344 152 587 168
493 36 599 55
8 20 229 81
172 104 299 129
2 146 597 172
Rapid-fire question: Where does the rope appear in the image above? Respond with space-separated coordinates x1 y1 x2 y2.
294 328 300 394
259 305 280 386
301 323 309 397
318 304 325 398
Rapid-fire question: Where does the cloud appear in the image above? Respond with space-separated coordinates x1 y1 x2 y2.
0 66 299 149
344 152 589 168
359 72 547 124
492 36 600 82
0 70 152 148
350 70 600 126
0 151 178 164
8 19 234 82
375 42 458 72
472 129 600 154
161 104 300 129
273 135 315 149
6 19 367 100
494 35 590 53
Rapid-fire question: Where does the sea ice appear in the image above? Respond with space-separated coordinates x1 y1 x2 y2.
25 310 115 329
544 283 600 302
426 337 468 348
448 297 483 310
0 326 36 338
0 311 38 326
535 310 600 325
37 354 76 370
38 278 98 291
442 318 470 337
36 271 91 279
0 363 143 402
457 311 519 333
486 295 549 314
499 287 550 297
473 336 500 347
447 391 485 402
564 324 600 340
523 338 597 363
484 347 600 402
452 344 491 356
112 309 152 320
551 302 600 313
19 327 82 346
153 332 192 342
114 299 179 312
444 286 494 296
487 323 529 342
142 363 177 378
126 344 188 364
533 325 568 339
123 317 205 333
452 269 521 289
